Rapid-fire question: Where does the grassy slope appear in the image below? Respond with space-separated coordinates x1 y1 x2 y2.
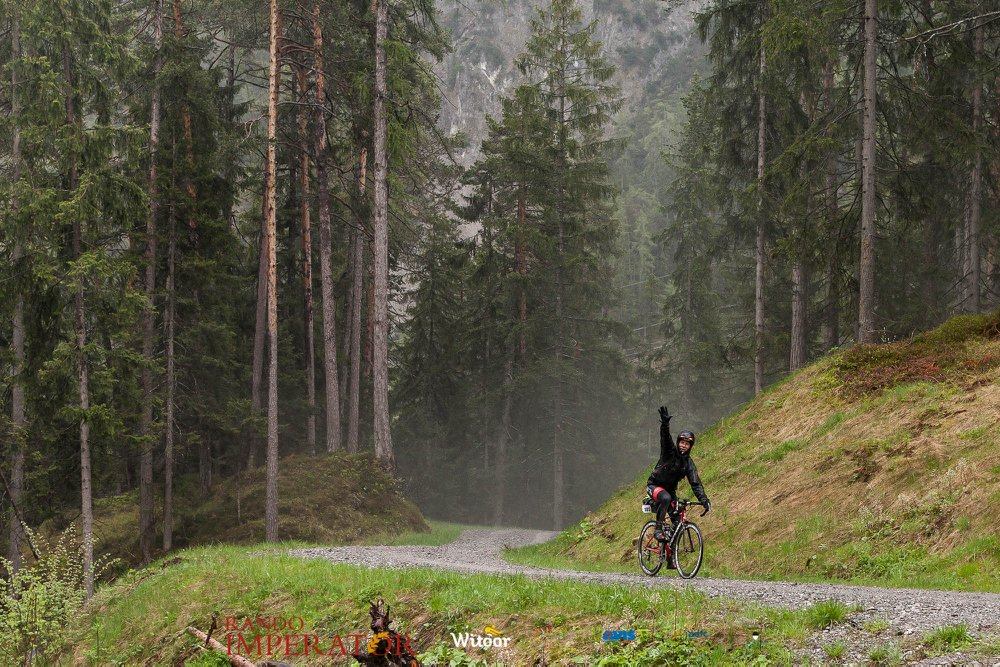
44 453 428 569
62 543 867 666
511 313 1000 592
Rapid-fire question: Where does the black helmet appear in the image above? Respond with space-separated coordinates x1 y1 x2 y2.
677 430 696 446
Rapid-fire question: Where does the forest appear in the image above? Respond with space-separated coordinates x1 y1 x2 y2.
1 0 999 604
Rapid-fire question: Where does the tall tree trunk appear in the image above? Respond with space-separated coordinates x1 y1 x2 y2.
964 24 983 312
822 58 839 350
552 51 567 530
493 356 514 526
754 38 767 393
857 0 878 343
224 40 238 231
365 254 374 384
8 5 26 573
174 0 209 492
172 0 197 233
553 229 564 530
921 207 937 317
296 67 317 453
682 262 694 414
64 43 93 599
139 0 165 564
372 0 393 466
790 261 807 369
312 4 343 453
250 193 268 469
517 192 527 358
347 148 367 453
264 0 281 542
790 92 810 372
199 440 211 493
163 178 177 551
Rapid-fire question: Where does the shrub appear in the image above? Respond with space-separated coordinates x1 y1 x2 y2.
0 527 115 664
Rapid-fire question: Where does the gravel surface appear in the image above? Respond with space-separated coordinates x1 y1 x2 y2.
291 528 1000 664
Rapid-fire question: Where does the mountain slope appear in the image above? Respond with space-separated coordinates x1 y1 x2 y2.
435 0 706 164
513 313 1000 592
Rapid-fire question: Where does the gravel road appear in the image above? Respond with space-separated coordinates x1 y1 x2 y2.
292 528 999 633
292 528 1000 664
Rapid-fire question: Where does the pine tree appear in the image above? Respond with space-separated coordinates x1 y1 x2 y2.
516 0 621 528
372 0 393 467
139 0 165 564
858 0 878 342
264 0 282 542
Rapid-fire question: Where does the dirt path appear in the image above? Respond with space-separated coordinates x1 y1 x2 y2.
292 528 1000 663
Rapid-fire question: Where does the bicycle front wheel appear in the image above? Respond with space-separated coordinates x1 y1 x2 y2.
672 522 704 579
637 520 664 576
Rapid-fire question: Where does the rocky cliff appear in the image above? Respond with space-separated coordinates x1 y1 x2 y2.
434 0 707 164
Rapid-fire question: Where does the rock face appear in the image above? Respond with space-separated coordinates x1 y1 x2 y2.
434 0 707 164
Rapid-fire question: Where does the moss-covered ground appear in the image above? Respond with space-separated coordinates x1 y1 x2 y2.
43 453 429 573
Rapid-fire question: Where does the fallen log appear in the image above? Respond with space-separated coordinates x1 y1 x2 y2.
186 626 256 667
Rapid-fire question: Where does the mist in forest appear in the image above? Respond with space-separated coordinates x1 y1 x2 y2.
2 0 998 586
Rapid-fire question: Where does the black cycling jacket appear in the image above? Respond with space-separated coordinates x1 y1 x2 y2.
646 418 709 504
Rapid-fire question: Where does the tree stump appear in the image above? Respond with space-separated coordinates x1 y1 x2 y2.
353 598 420 666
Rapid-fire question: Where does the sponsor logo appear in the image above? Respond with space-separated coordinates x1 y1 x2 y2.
221 616 417 659
602 629 636 642
450 625 512 649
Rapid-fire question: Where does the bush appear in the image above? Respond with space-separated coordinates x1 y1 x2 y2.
0 527 114 664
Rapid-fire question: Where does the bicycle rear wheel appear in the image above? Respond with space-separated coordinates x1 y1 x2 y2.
637 520 665 576
672 522 704 579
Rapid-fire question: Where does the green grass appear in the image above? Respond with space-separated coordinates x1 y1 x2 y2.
61 543 853 665
868 642 903 666
803 600 856 630
822 640 846 659
504 541 633 573
863 618 890 634
923 624 972 653
974 634 1000 656
363 520 467 547
761 438 806 463
814 411 846 437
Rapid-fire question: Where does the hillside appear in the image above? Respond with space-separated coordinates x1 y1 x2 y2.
511 313 1000 592
42 453 428 569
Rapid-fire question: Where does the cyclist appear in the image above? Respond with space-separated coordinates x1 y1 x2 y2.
647 406 711 540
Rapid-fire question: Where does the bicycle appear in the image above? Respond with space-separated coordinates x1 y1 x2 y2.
637 497 706 578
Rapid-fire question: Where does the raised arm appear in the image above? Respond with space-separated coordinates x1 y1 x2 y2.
658 406 674 463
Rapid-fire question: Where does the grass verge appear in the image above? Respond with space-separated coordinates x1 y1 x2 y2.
62 544 856 665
